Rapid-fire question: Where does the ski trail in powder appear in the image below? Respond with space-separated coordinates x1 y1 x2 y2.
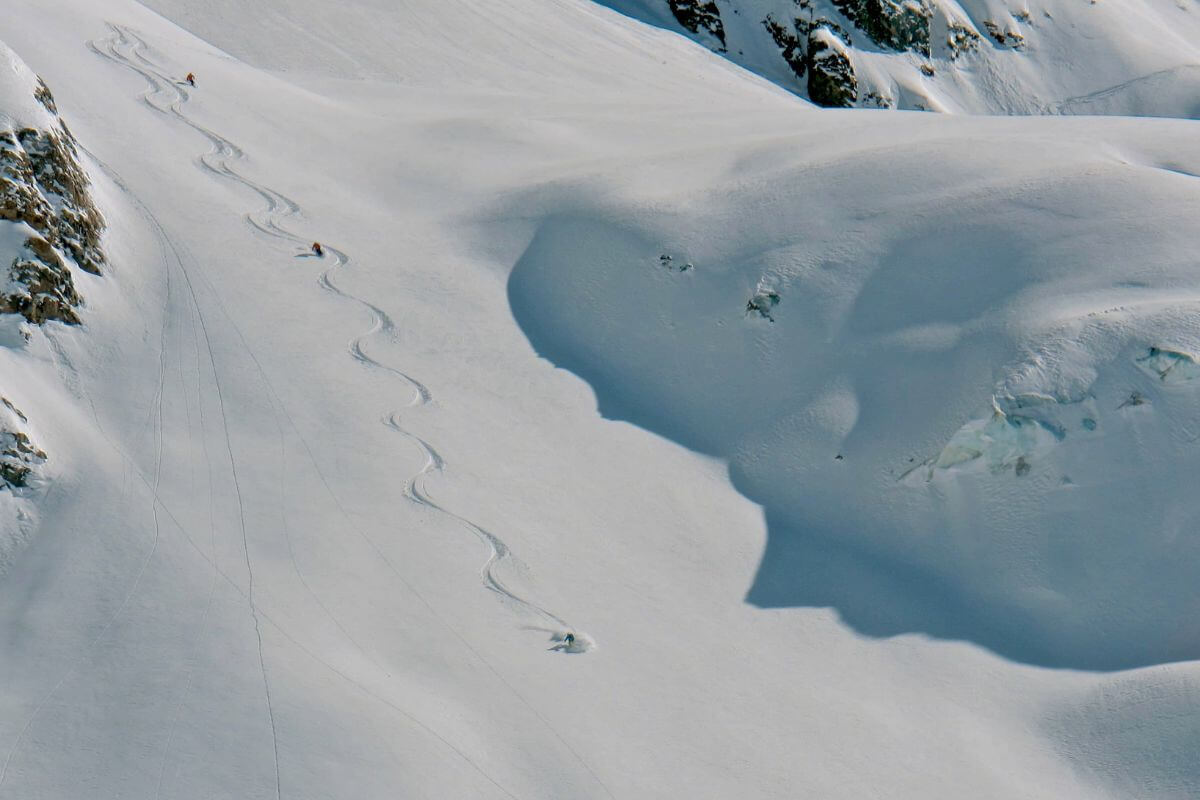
90 19 575 639
89 24 614 799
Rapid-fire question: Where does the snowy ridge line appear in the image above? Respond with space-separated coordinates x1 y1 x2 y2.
90 22 573 632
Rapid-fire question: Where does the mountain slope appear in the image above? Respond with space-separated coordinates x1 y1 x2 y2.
0 1 1197 799
600 0 1200 114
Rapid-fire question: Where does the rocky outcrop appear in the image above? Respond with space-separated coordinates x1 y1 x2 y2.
764 14 858 108
746 287 780 321
982 19 1025 49
832 0 931 55
807 27 857 108
667 0 726 48
764 15 809 79
946 21 981 59
1 78 105 325
33 77 56 114
0 396 45 490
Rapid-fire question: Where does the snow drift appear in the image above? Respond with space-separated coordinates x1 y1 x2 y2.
506 112 1200 670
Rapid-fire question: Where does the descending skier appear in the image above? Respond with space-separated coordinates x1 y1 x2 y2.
312 241 324 257
548 631 579 652
185 72 195 87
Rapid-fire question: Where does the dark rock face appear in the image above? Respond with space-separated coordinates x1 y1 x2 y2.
0 79 105 326
763 14 858 108
764 15 809 78
0 397 45 490
807 29 857 108
832 0 931 56
667 0 726 47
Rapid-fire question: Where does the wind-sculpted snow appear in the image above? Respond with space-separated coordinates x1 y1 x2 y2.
507 116 1200 671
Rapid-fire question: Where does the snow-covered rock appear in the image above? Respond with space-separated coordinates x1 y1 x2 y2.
505 112 1200 671
0 42 104 325
599 0 1200 114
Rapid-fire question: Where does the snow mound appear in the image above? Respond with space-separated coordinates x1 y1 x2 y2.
506 114 1200 670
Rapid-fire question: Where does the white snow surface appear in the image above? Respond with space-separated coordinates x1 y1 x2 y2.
0 1 1198 799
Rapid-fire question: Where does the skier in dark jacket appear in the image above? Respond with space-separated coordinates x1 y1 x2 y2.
312 241 324 257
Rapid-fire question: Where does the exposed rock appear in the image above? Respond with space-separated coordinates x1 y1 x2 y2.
2 246 83 325
946 21 982 59
33 77 56 114
862 90 895 108
18 127 105 276
807 27 858 108
832 0 932 56
982 19 1026 49
764 14 809 79
0 76 105 326
0 396 46 490
763 13 858 108
668 0 726 48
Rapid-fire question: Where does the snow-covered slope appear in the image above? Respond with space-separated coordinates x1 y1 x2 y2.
506 111 1200 672
0 41 106 564
0 1 1198 799
600 0 1200 114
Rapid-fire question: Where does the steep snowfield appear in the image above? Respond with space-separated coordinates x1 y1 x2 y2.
601 0 1200 114
0 1 1198 799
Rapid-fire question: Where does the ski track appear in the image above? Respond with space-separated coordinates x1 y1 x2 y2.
95 22 563 627
84 21 615 800
0 252 172 793
70 138 522 800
